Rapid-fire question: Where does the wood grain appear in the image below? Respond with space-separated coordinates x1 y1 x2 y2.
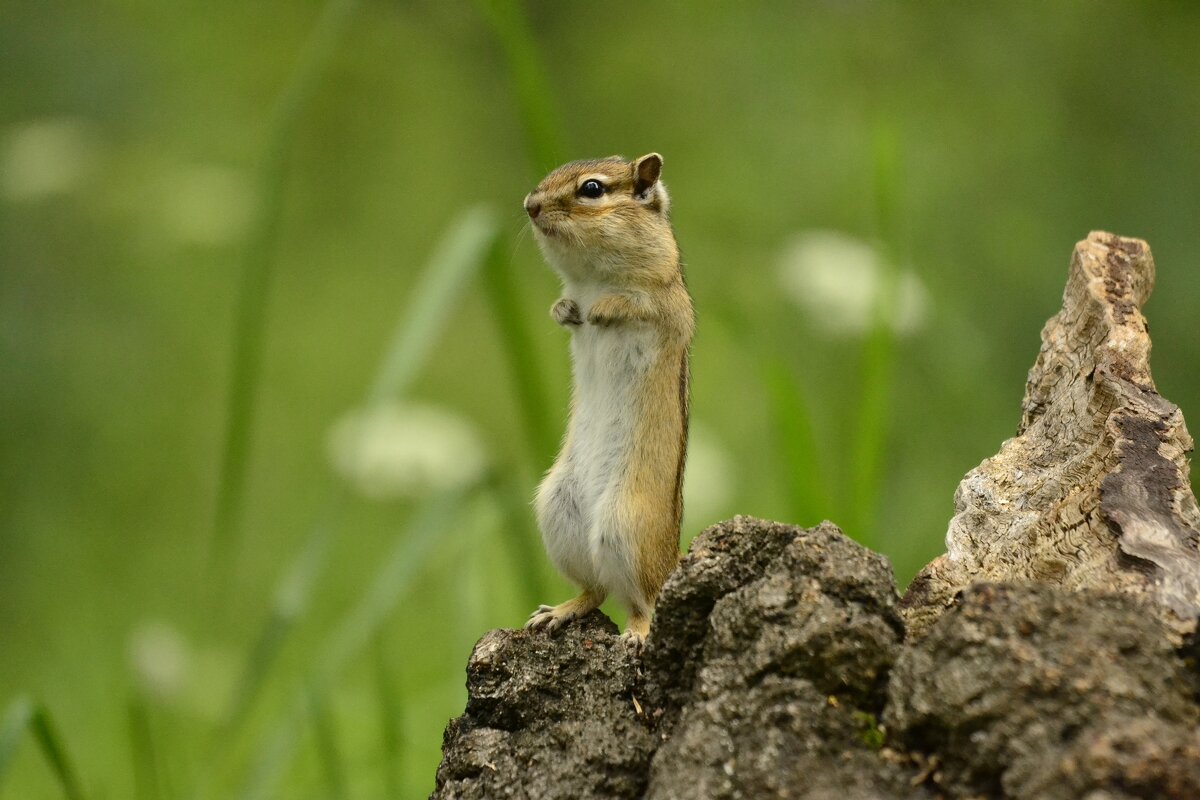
902 232 1200 638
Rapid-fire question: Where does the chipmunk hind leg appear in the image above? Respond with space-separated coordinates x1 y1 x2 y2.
592 491 678 646
530 461 608 633
620 543 676 648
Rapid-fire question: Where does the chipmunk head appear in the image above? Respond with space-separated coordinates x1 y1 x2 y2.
524 153 675 278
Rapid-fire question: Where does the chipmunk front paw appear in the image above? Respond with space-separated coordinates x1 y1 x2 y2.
586 311 615 327
551 298 582 327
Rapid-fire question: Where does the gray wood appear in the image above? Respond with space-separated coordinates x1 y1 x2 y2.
902 231 1200 638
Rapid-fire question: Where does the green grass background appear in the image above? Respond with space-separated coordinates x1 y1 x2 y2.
2 2 1199 797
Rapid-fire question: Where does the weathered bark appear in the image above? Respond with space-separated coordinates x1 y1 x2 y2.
433 613 654 800
887 584 1200 798
641 519 917 800
902 231 1200 638
434 520 1200 800
434 518 928 800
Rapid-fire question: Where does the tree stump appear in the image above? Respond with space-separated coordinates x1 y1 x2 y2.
902 231 1200 638
433 232 1200 799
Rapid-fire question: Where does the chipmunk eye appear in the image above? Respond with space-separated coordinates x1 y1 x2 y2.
577 179 605 199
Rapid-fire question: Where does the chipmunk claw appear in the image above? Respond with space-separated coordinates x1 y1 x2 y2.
620 629 646 654
525 607 573 632
524 606 557 630
546 615 573 633
524 592 603 634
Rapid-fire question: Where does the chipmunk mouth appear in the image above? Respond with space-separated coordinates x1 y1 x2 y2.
532 218 559 237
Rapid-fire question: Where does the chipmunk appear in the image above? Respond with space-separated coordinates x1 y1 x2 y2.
523 153 695 644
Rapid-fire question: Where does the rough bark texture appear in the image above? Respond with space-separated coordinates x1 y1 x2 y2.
435 518 927 800
887 583 1200 799
902 231 1200 639
640 519 917 800
433 232 1200 799
435 519 1200 799
433 612 653 800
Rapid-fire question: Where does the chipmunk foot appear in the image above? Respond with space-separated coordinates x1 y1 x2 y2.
620 630 645 655
621 611 651 652
525 590 603 634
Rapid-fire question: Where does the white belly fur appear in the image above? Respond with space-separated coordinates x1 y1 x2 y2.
535 289 661 610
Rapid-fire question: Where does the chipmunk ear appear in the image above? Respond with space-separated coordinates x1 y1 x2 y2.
633 153 663 197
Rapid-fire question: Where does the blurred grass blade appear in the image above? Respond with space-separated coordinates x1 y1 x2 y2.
457 495 489 654
472 0 566 170
237 488 465 800
481 233 558 464
28 704 87 800
306 686 348 800
368 206 500 403
211 0 365 569
479 236 556 611
314 489 464 687
0 697 87 800
0 696 34 781
710 297 832 528
484 472 544 611
128 695 162 800
372 637 402 798
761 355 830 523
221 207 497 736
850 324 894 546
849 120 903 545
221 492 346 734
872 119 901 253
472 0 564 612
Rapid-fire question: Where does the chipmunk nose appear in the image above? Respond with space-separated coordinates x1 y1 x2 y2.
524 195 541 219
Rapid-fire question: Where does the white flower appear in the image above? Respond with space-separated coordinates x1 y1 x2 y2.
128 621 190 701
777 230 928 336
1 118 96 201
683 424 734 530
327 403 488 499
157 163 256 246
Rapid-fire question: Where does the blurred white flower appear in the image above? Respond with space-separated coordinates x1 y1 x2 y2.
683 424 734 529
328 402 489 499
1 118 96 201
158 163 256 246
128 621 190 701
777 230 929 336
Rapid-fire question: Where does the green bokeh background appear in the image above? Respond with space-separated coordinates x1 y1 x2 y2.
2 2 1198 797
